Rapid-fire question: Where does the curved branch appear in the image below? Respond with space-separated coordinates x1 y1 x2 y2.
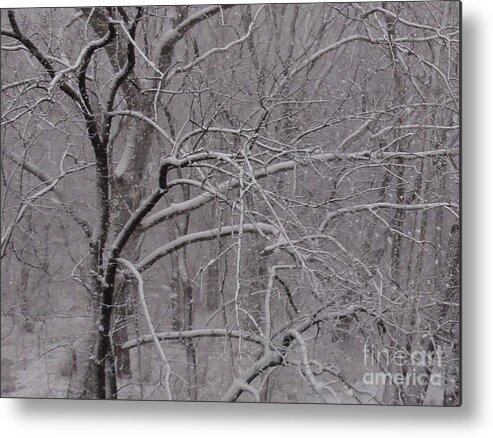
287 329 334 403
141 148 459 231
107 110 175 148
221 304 365 402
166 6 264 82
363 7 448 33
4 151 92 238
4 10 82 106
121 328 264 350
153 5 236 67
319 202 459 232
136 223 279 272
117 257 173 400
102 7 143 145
103 188 167 295
110 189 166 260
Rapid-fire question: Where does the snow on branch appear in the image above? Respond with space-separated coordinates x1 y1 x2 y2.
287 329 337 403
107 110 175 149
166 6 264 82
141 148 459 231
121 328 265 350
152 5 236 65
117 257 173 400
363 6 449 34
4 151 93 238
137 223 279 272
221 304 366 402
319 202 459 232
48 27 115 94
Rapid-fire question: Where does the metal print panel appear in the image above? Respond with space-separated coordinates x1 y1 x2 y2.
0 1 461 405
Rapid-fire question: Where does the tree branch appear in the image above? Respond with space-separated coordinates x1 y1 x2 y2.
121 328 264 350
153 5 236 68
141 148 459 231
319 202 459 232
137 223 279 272
117 257 173 400
221 304 365 401
4 151 92 238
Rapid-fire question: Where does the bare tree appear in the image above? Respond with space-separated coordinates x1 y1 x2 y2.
1 2 459 404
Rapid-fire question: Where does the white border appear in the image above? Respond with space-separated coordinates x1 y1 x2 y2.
1 0 492 437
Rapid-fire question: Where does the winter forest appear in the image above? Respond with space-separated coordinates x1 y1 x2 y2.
0 2 460 405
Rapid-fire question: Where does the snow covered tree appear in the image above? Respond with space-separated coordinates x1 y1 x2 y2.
1 2 460 404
